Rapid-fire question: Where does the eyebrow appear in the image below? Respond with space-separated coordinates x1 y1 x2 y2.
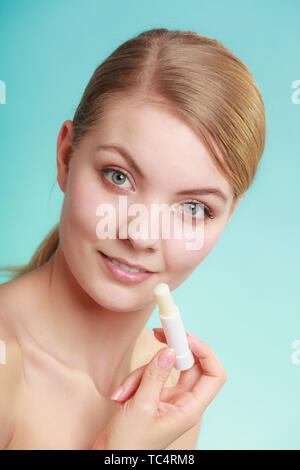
95 143 228 205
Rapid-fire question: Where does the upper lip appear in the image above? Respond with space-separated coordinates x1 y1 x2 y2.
100 252 154 273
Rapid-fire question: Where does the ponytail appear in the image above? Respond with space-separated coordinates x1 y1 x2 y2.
0 224 59 280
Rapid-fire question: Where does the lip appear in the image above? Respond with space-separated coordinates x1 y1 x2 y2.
99 252 153 273
98 251 155 285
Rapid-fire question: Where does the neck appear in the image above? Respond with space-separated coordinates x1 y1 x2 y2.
19 245 156 398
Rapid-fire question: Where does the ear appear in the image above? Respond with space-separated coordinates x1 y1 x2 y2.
56 120 74 193
226 195 243 224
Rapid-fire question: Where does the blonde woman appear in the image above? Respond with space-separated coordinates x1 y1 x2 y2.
0 28 265 450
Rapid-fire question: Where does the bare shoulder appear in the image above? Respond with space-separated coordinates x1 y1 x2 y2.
134 327 180 387
0 275 34 382
0 270 42 337
0 278 24 340
0 272 35 316
0 294 23 377
0 282 24 449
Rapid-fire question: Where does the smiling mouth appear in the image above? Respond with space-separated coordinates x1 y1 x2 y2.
99 252 150 273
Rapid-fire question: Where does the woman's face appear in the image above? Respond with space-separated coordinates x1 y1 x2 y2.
56 96 239 312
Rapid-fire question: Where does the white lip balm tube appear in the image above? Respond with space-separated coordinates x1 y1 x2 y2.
153 283 194 371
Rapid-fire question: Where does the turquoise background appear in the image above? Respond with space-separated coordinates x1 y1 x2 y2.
0 0 299 450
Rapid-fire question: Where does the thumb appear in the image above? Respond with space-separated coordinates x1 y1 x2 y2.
131 347 176 412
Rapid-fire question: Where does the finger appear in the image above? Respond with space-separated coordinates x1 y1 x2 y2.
153 328 202 390
187 333 227 380
152 327 167 343
131 347 176 412
153 328 224 378
184 334 227 414
156 337 227 433
110 364 146 402
153 329 226 402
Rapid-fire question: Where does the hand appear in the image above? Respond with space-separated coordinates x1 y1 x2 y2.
92 329 227 450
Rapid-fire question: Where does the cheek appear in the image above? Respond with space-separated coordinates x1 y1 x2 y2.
166 222 225 271
202 224 224 256
60 172 111 244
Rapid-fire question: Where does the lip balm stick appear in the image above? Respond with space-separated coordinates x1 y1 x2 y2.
153 283 194 371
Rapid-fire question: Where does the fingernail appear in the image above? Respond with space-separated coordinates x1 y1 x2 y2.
158 348 176 369
110 386 123 401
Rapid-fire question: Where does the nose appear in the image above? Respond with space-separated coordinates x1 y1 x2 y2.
126 232 161 251
118 199 163 251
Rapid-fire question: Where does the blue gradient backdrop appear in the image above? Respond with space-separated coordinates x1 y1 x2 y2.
0 0 299 450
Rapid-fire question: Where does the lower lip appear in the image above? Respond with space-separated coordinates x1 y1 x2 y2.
98 251 155 284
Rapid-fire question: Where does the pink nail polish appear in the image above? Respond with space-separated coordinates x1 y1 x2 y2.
158 349 176 369
110 386 123 401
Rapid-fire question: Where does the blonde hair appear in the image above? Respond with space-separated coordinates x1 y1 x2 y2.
1 28 266 280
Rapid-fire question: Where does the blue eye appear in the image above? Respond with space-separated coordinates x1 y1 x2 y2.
101 167 132 189
100 167 214 220
180 202 214 219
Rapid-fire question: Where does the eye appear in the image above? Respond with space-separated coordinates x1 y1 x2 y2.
99 168 214 220
100 167 133 190
180 201 214 220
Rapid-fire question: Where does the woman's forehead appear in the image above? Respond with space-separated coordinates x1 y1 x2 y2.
86 97 233 199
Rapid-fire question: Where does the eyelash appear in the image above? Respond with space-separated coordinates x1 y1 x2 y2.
100 166 215 220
